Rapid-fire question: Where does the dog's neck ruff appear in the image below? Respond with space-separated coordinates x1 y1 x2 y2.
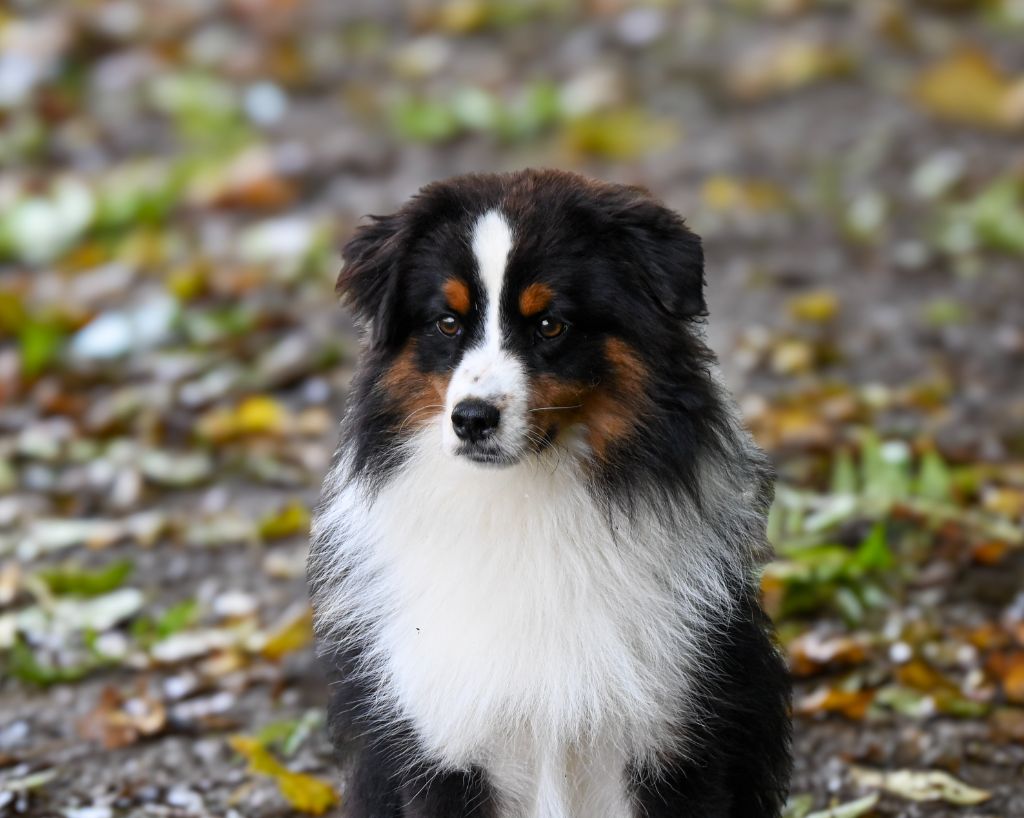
310 422 755 816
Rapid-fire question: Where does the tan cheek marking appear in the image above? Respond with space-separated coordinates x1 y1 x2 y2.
519 282 554 317
443 279 471 316
527 338 648 459
529 375 588 445
584 338 649 459
381 342 450 430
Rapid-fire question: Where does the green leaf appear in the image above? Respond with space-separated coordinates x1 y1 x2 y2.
966 179 1024 255
391 97 461 143
804 793 880 818
37 560 134 597
916 449 953 502
6 639 97 687
834 586 865 625
854 522 893 572
829 450 858 495
19 319 66 377
132 599 199 646
256 710 323 757
783 793 815 818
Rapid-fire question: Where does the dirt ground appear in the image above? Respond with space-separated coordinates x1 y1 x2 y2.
2 1 1023 816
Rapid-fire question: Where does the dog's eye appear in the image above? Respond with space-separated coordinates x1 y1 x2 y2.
536 317 566 340
436 315 462 338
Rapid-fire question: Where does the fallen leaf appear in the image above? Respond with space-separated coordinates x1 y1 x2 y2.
971 539 1010 566
7 639 102 686
727 40 854 100
36 560 133 597
770 338 816 376
983 486 1024 518
259 501 311 541
788 632 869 677
197 395 290 442
78 684 167 749
895 659 959 694
990 707 1024 742
913 48 1024 130
987 651 1024 704
0 769 58 794
260 607 314 661
562 109 677 160
702 175 790 213
795 687 875 720
804 793 880 818
849 767 991 805
788 292 840 324
229 735 338 814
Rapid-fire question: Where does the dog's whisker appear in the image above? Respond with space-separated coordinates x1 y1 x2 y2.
398 404 446 433
529 404 583 412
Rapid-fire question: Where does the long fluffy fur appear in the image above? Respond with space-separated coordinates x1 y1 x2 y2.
308 169 791 818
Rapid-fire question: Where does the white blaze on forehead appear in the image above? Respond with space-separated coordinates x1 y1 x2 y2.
471 209 513 348
441 209 528 457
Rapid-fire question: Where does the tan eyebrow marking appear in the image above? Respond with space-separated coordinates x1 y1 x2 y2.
443 278 471 315
519 282 554 317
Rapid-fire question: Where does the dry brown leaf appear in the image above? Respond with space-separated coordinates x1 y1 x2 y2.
990 707 1024 743
78 684 167 749
795 687 875 720
987 651 1024 704
895 660 960 694
971 539 1011 566
788 632 869 677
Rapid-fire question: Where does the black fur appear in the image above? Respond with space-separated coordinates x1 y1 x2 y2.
313 169 791 817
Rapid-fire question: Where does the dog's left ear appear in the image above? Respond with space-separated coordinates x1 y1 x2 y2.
337 213 406 348
615 195 707 320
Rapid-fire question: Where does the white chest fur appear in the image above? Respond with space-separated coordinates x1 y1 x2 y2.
313 428 737 817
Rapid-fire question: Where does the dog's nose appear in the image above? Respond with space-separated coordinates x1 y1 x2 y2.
451 399 501 443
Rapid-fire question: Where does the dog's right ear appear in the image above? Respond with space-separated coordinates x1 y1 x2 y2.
337 213 406 348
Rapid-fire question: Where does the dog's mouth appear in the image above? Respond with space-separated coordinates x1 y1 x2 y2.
455 445 522 468
454 425 561 467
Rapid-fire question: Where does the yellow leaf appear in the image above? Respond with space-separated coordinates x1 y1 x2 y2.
788 291 839 324
562 109 678 160
261 607 314 661
702 176 789 213
914 49 1024 130
259 501 311 541
230 735 338 815
197 395 290 442
436 0 488 33
236 396 288 434
728 40 853 100
770 338 815 375
276 773 339 815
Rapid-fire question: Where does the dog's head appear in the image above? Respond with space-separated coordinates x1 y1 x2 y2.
338 169 707 469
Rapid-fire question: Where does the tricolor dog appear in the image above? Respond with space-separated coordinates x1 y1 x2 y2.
309 169 791 818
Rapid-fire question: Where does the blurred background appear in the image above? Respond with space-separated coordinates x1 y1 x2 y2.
1 1 1023 815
